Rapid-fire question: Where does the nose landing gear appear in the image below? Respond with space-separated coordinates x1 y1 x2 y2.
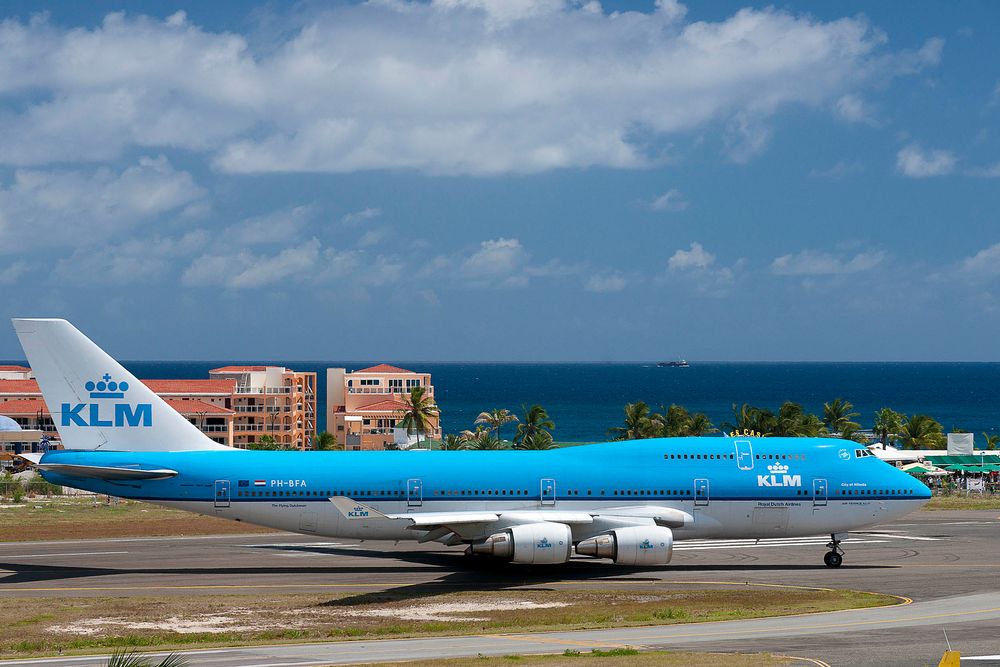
824 533 845 568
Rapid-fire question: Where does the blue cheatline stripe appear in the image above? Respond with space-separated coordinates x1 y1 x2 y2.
129 495 923 503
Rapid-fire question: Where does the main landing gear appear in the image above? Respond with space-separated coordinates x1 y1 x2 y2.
823 533 845 568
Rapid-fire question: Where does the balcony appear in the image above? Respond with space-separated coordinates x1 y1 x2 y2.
235 386 292 395
235 405 266 412
197 424 229 433
347 386 433 395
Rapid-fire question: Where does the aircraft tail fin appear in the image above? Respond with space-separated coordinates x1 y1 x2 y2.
12 318 230 452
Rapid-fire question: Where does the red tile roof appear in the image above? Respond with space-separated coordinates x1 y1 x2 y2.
354 364 414 374
210 366 268 373
0 378 237 396
144 379 236 394
0 398 232 419
0 365 30 372
0 398 49 415
351 399 411 412
0 380 40 394
164 399 234 415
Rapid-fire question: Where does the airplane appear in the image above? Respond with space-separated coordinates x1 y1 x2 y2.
12 318 932 568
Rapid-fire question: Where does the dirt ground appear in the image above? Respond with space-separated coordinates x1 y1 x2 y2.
0 588 894 657
0 497 275 541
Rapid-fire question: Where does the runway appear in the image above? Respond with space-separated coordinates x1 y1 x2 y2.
1 509 998 666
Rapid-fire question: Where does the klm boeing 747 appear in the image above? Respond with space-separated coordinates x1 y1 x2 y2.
13 318 931 568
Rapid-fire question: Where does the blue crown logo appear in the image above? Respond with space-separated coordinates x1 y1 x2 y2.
85 373 129 399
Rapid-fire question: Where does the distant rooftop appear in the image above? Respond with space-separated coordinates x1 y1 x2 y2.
353 364 415 374
209 365 269 373
0 378 237 395
0 365 30 372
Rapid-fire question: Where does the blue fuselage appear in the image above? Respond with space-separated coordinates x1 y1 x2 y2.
38 437 930 543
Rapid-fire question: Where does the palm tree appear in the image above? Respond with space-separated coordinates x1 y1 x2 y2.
513 404 555 445
772 402 825 437
399 386 440 449
312 431 339 450
442 433 468 451
516 430 556 450
873 408 904 446
897 414 946 449
686 412 717 436
475 408 518 443
823 398 860 435
472 432 508 450
106 649 186 667
982 432 1000 450
248 434 283 450
723 403 776 436
608 401 655 441
654 404 717 437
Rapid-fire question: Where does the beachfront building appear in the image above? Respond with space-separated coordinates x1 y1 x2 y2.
326 364 441 450
0 365 31 380
0 367 317 450
209 366 317 450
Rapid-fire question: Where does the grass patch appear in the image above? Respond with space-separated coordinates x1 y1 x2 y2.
0 496 275 541
0 587 897 659
925 495 1000 510
363 649 793 666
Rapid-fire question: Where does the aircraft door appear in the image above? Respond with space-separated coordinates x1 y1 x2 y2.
813 478 828 507
540 478 556 506
734 440 754 470
214 480 230 509
407 478 423 507
694 478 710 506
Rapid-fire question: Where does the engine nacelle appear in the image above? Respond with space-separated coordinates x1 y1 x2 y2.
576 526 674 566
470 522 572 564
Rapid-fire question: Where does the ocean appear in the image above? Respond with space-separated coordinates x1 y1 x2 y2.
103 362 1000 444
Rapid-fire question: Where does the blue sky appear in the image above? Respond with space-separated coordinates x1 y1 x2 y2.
0 0 998 361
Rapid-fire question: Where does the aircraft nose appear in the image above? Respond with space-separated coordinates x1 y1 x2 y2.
899 466 932 499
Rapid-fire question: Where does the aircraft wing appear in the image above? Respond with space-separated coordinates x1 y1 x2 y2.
329 497 691 542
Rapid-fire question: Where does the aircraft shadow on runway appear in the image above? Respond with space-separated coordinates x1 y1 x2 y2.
0 542 893 606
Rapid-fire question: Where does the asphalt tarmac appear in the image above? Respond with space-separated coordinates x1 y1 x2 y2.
1 509 998 666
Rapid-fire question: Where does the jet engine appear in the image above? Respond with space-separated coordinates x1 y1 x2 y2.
470 522 572 564
575 526 674 566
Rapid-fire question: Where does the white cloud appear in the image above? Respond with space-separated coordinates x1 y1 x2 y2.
668 242 715 271
809 160 864 179
340 207 382 226
896 144 956 178
0 6 940 174
182 238 321 289
723 113 772 164
960 243 1000 277
224 205 315 245
771 249 885 275
585 272 627 293
358 227 392 248
52 231 209 286
459 238 528 283
0 156 205 252
0 261 27 285
969 162 1000 178
648 189 688 212
833 94 875 124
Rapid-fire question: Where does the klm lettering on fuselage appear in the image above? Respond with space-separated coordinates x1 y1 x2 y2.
757 463 801 488
61 374 152 428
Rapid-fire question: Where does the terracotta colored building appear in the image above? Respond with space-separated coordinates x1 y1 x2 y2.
0 366 317 450
326 364 440 450
209 366 317 450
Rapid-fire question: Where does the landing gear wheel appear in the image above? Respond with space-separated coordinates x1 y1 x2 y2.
823 551 843 568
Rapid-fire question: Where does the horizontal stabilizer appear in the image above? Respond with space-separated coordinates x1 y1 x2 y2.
36 462 178 480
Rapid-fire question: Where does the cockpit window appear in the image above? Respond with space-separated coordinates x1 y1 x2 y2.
855 449 873 458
